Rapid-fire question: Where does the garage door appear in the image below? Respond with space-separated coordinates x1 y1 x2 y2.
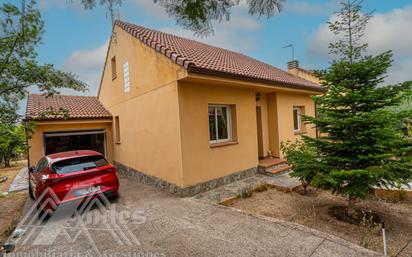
43 130 106 156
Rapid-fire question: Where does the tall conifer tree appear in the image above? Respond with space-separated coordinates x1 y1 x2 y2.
282 0 412 215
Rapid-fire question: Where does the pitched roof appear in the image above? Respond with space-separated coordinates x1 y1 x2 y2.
115 20 323 92
25 94 112 121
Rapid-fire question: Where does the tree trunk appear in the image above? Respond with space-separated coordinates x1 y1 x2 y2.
302 182 308 195
3 155 11 168
347 197 356 216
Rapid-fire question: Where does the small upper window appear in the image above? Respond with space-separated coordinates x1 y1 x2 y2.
123 61 130 92
293 107 302 132
111 56 117 80
115 116 121 143
209 105 232 144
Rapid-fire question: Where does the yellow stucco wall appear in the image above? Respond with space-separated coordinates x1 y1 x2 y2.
98 26 187 106
256 93 270 157
177 81 259 187
275 91 317 157
98 25 186 187
28 120 113 167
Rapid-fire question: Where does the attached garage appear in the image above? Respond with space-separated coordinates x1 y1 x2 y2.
43 130 107 156
25 94 114 167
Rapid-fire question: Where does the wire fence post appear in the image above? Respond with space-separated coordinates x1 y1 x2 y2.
382 222 387 256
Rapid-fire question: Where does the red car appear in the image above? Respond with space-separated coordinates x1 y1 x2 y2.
28 150 119 212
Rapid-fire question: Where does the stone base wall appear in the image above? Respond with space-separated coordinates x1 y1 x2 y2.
375 188 412 201
114 161 257 197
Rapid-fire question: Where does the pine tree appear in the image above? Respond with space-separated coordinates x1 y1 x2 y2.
282 0 412 215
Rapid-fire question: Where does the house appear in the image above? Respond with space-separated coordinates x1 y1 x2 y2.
25 20 323 196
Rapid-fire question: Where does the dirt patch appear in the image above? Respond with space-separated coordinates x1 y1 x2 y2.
0 161 28 246
0 160 27 192
0 192 27 245
328 206 381 225
228 187 412 257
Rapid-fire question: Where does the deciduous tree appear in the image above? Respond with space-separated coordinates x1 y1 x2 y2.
79 0 284 35
0 0 87 123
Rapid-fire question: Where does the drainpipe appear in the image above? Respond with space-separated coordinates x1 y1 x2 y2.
23 120 31 169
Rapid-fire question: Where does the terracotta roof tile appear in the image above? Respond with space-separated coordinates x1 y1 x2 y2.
115 20 323 92
25 94 112 121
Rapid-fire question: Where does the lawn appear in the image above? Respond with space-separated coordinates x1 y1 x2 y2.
0 160 28 246
226 187 412 257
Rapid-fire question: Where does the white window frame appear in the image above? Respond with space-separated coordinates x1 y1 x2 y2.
123 61 130 93
209 104 232 144
293 107 301 132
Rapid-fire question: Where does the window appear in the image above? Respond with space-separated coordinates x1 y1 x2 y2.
209 105 232 144
51 155 109 174
36 158 48 173
115 116 121 143
293 106 302 132
111 56 117 80
123 61 130 92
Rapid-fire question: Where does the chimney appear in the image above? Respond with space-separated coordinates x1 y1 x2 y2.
287 60 299 76
286 60 320 84
287 60 299 71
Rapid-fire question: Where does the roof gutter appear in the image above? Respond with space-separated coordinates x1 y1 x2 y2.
23 117 113 122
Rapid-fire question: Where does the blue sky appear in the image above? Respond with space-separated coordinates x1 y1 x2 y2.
19 0 412 100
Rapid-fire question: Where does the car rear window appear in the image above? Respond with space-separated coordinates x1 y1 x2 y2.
51 155 109 174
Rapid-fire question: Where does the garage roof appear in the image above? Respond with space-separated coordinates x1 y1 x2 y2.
25 94 112 121
115 20 323 92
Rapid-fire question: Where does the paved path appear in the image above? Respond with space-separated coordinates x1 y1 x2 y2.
7 177 381 257
8 166 28 193
194 173 301 203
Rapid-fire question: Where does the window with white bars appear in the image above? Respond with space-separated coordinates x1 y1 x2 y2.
123 62 130 93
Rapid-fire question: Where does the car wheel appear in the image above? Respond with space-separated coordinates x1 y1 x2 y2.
28 181 35 200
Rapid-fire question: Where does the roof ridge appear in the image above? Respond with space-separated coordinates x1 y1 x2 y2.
116 20 193 69
117 20 249 57
116 20 292 74
28 93 98 98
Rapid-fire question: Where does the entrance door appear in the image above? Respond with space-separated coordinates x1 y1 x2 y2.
256 107 264 158
43 130 106 156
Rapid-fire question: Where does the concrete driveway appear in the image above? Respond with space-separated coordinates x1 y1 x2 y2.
8 177 381 257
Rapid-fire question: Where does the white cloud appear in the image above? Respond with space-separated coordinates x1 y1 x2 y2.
386 58 412 85
160 5 262 53
62 41 109 95
130 0 262 53
366 7 412 56
220 15 262 31
131 0 169 19
161 26 257 53
308 5 412 83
